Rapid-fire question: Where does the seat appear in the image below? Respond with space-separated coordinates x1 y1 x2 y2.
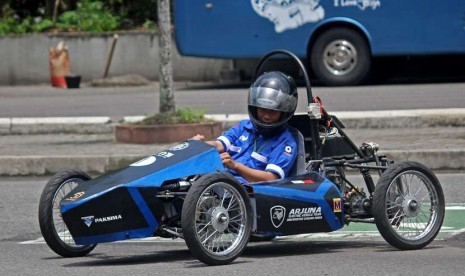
288 126 306 176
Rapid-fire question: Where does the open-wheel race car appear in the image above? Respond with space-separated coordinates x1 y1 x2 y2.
38 50 445 266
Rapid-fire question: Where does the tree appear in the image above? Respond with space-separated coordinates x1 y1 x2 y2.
157 0 175 116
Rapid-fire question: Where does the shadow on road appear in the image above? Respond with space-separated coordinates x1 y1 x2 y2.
59 240 390 267
55 237 457 268
179 55 465 90
63 249 193 267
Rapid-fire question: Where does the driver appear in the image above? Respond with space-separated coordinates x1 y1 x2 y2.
193 71 298 183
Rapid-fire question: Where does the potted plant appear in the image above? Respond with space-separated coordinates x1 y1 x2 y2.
114 108 222 144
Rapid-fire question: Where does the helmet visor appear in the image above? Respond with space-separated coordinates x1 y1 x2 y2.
248 87 297 112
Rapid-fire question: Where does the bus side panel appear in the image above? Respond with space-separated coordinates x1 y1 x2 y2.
421 1 465 54
364 0 465 55
174 0 315 58
174 0 465 58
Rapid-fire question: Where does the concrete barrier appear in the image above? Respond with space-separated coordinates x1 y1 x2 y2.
0 31 230 85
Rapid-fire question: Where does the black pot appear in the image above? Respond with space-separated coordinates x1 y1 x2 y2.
65 75 81 89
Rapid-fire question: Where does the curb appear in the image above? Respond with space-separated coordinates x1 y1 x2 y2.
0 117 113 135
0 155 143 176
0 150 463 176
330 109 465 128
1 109 464 135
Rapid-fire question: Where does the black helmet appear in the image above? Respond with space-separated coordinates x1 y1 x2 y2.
248 71 298 137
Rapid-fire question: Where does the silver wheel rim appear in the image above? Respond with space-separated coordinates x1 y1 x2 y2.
323 39 358 76
384 170 440 241
52 178 86 248
194 182 248 256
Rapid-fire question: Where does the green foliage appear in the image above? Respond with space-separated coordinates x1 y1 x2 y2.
0 0 160 36
132 108 210 125
33 19 54 32
142 20 157 30
56 0 122 32
0 17 55 36
176 108 207 124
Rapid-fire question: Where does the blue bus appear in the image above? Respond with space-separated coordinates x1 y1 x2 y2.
174 0 465 86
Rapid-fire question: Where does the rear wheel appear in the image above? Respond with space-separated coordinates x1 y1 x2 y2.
373 161 445 250
38 169 97 257
182 172 253 265
310 27 371 86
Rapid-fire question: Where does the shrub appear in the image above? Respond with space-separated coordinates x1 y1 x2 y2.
0 0 160 36
56 0 122 32
132 108 209 125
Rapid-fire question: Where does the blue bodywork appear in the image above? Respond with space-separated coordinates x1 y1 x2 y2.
250 173 344 235
60 140 343 245
60 141 224 245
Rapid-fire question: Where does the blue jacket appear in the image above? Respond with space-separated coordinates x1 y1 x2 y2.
217 119 297 183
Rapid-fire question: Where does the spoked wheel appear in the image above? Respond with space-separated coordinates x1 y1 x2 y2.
373 161 445 250
181 172 253 265
38 169 97 257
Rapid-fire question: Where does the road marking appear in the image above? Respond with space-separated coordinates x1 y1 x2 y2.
19 236 182 245
445 206 465 210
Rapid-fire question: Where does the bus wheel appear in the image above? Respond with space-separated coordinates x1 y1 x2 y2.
310 27 371 86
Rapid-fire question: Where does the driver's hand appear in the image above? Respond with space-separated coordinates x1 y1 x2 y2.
220 152 236 170
191 134 205 141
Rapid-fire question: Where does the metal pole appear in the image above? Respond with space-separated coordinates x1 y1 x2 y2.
103 34 119 79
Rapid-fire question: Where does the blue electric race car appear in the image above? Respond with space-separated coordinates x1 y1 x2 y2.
38 50 445 266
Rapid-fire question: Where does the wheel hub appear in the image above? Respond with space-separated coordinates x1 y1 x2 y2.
210 207 229 233
402 194 421 217
324 40 357 76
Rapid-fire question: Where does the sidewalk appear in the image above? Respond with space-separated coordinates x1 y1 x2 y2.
0 110 464 176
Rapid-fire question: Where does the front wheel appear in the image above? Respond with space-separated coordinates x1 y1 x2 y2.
181 172 253 265
372 161 445 250
38 169 97 257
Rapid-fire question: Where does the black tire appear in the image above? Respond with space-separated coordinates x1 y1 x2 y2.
38 169 97 257
372 161 445 250
181 172 253 265
310 27 371 86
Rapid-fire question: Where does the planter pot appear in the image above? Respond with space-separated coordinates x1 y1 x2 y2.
114 121 223 144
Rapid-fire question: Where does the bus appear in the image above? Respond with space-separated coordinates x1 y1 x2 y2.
174 0 465 86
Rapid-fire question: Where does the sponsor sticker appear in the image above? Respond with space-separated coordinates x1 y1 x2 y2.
81 216 94 227
291 179 314 184
130 156 156 166
287 207 322 221
169 142 189 151
81 214 123 227
66 191 85 201
333 198 342 213
157 151 174 158
284 145 293 156
270 205 286 228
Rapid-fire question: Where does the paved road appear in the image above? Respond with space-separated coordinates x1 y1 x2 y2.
1 82 464 121
1 174 464 275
